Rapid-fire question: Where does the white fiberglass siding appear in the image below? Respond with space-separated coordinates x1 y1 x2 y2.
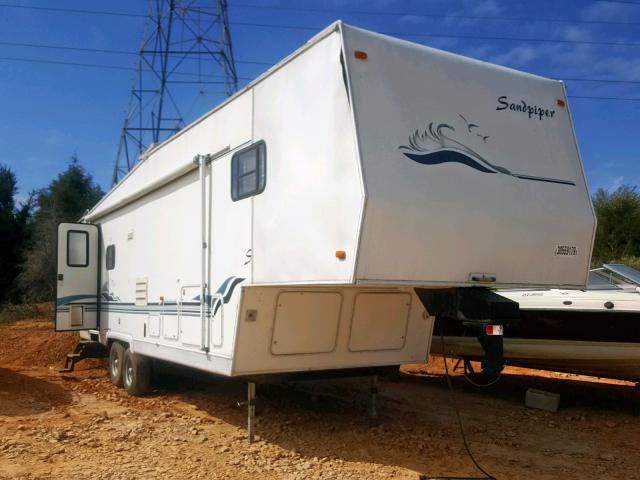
343 25 595 288
251 31 363 285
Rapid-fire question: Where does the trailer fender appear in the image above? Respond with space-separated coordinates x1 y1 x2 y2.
106 332 134 351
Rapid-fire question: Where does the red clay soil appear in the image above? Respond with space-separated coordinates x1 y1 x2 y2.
1 319 639 480
0 320 78 368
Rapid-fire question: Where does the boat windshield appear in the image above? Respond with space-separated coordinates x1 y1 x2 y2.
589 264 640 291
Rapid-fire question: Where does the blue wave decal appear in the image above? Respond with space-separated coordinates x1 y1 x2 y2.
193 276 245 316
57 294 98 307
400 117 576 187
402 150 497 174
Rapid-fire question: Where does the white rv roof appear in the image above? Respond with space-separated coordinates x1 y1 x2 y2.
87 21 560 220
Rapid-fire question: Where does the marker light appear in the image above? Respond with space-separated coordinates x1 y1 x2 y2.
335 250 347 260
557 99 566 107
354 51 368 60
485 325 503 336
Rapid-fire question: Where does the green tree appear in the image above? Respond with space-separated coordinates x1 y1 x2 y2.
592 185 640 267
19 159 103 301
0 165 33 303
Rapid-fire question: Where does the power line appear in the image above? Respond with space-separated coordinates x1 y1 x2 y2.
562 77 640 85
0 40 272 66
568 95 640 101
6 40 640 84
1 3 639 49
1 51 639 87
0 2 146 18
230 21 640 48
595 0 640 5
6 1 639 27
227 2 640 27
0 55 136 72
0 54 255 81
0 55 638 103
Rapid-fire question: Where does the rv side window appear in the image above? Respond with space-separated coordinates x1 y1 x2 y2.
106 245 116 270
231 141 266 201
67 230 89 267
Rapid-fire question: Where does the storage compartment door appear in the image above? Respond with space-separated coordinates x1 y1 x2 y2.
56 223 99 331
348 292 411 351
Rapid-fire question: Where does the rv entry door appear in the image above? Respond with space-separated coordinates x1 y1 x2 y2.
55 223 99 331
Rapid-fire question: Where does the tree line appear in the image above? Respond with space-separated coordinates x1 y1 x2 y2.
0 161 638 305
0 159 103 304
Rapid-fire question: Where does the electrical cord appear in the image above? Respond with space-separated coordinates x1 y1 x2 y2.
420 332 496 480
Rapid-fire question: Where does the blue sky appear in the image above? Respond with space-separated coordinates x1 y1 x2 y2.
0 0 638 203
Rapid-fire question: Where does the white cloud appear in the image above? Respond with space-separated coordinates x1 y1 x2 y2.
556 25 591 42
398 15 427 25
593 56 640 81
472 0 503 16
488 25 602 74
608 176 625 192
492 44 542 67
581 2 639 21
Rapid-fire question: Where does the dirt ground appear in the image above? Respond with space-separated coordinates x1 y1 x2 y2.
1 319 639 480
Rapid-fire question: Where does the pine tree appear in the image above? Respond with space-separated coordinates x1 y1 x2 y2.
19 158 103 301
0 165 32 303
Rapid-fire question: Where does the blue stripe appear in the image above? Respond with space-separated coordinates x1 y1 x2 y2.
57 294 98 307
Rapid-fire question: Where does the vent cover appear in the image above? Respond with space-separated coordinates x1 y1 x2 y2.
135 279 148 306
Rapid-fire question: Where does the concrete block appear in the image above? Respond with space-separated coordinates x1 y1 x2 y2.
525 388 560 412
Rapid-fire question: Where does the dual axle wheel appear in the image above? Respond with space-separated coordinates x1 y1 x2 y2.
108 341 150 396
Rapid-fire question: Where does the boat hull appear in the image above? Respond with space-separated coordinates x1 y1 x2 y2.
432 309 640 382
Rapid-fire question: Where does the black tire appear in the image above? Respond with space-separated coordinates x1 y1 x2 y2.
122 349 151 396
108 342 126 387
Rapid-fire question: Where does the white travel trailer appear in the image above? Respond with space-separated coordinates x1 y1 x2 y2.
55 22 595 413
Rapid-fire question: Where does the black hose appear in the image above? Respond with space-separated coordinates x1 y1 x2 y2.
420 331 497 480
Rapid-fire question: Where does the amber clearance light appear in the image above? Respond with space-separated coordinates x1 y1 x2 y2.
354 51 368 60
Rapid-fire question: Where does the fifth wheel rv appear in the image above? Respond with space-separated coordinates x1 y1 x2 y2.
55 22 595 417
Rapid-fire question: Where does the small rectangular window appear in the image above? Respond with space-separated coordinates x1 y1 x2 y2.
231 141 266 201
106 245 116 270
67 230 89 267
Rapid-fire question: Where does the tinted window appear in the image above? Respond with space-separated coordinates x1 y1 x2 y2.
231 141 266 201
67 231 89 267
106 245 116 270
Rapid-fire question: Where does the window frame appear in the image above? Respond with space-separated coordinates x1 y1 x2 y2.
231 140 267 201
106 244 116 271
66 230 90 268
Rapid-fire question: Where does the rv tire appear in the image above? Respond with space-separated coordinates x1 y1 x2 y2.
122 349 151 396
108 342 126 387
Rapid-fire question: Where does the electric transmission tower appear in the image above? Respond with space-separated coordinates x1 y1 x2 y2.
112 0 238 185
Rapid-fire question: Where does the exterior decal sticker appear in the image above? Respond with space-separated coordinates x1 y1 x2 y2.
194 276 245 315
56 294 98 307
399 114 575 186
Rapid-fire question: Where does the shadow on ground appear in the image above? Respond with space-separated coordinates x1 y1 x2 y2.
0 368 73 416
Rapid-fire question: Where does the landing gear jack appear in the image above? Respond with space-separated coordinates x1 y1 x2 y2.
369 375 379 423
247 382 256 444
59 340 106 373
